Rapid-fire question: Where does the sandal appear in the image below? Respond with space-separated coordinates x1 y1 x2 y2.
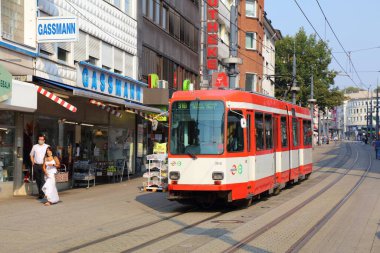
44 202 51 206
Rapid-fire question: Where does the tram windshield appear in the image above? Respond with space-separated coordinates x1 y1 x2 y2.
170 100 225 155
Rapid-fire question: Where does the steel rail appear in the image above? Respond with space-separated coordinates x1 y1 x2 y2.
286 146 373 253
222 143 359 253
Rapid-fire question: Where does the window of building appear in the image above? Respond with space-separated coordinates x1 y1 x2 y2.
148 0 154 19
169 10 180 39
125 0 130 14
255 112 264 150
1 0 24 44
303 120 312 146
281 116 288 147
142 0 146 15
245 73 257 92
227 111 244 152
246 0 257 18
292 118 299 147
162 5 168 30
154 0 160 24
57 47 68 62
113 0 121 8
114 69 122 74
265 114 273 149
246 32 256 50
88 56 98 65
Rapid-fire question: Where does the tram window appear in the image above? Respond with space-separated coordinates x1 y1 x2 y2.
292 118 299 147
265 114 273 149
255 112 264 150
281 116 288 147
227 111 244 152
303 120 312 146
247 114 251 152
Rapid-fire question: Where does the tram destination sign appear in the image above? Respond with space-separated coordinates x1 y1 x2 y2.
37 17 78 43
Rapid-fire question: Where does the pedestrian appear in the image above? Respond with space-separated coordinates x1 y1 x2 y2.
30 134 49 199
42 147 60 206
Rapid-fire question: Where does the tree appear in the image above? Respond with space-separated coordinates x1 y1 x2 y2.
274 28 345 111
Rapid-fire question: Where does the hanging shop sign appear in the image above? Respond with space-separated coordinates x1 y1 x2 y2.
37 17 79 43
77 62 145 103
0 64 12 102
212 72 228 88
207 0 219 70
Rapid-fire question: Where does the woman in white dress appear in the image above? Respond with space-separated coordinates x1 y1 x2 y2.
42 147 60 206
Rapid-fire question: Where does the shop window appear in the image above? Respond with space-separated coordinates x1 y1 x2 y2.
0 128 15 182
0 111 15 126
255 112 264 150
88 56 98 66
281 116 288 147
227 111 244 152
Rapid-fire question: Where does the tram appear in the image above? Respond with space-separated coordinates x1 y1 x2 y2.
167 89 313 207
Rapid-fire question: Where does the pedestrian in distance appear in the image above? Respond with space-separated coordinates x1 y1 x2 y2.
42 147 60 206
30 134 49 199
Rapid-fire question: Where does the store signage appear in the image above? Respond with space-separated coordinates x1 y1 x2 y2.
0 64 12 102
212 72 228 88
207 0 219 70
37 17 78 43
77 62 144 103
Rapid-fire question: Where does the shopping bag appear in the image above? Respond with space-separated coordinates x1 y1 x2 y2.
55 164 69 183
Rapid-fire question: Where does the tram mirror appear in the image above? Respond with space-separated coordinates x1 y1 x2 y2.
152 120 158 131
240 118 247 129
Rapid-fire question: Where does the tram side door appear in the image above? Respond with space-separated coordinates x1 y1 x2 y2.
246 110 255 195
290 116 301 181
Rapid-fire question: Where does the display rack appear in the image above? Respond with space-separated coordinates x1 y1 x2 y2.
142 154 168 192
72 161 95 188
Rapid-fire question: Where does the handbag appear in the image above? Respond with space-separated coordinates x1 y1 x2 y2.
55 164 69 183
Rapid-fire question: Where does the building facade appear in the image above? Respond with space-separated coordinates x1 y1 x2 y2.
0 0 164 199
238 0 265 92
335 90 379 140
262 14 281 97
138 0 200 91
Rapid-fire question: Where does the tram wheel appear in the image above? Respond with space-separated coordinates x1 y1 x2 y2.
273 187 281 196
305 173 311 180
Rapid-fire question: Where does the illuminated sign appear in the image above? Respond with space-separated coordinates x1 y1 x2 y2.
207 0 219 70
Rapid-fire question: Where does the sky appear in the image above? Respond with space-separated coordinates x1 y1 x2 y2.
265 0 380 91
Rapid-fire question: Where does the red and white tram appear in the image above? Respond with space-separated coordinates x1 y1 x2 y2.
167 90 313 206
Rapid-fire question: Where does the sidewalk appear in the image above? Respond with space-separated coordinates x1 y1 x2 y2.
0 177 180 253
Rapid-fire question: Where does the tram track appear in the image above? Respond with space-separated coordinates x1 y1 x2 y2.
221 142 367 253
59 143 350 253
286 145 373 253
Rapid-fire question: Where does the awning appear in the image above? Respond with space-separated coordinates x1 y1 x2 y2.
36 85 77 112
89 99 122 118
33 76 164 114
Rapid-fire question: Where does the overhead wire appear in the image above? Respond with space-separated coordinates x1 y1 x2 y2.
293 0 364 90
314 0 366 88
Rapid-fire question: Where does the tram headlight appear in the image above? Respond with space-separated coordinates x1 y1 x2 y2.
169 171 180 180
212 172 224 180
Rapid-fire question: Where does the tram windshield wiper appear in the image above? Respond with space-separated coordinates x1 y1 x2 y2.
185 150 197 160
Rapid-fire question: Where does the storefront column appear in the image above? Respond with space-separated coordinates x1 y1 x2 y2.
13 113 25 195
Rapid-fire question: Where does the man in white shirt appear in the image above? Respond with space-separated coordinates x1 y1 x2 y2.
30 135 49 199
